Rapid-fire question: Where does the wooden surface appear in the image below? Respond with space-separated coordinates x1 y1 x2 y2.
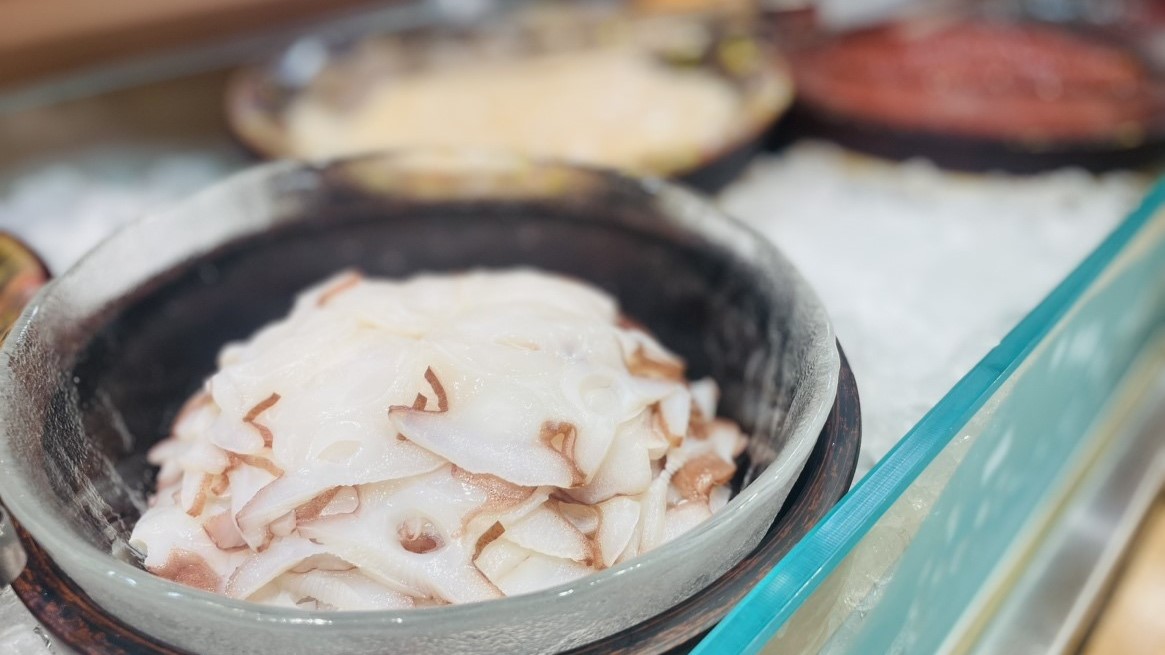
0 0 386 88
8 346 860 655
0 70 234 169
1081 497 1165 655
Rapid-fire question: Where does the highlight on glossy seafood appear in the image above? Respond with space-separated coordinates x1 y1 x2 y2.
129 269 748 609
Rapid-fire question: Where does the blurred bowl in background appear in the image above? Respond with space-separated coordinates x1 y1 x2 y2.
226 5 793 192
774 14 1165 173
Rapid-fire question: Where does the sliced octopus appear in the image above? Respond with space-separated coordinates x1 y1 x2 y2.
129 269 749 609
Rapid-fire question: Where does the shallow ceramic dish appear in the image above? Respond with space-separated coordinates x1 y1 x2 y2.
225 5 793 192
0 151 838 655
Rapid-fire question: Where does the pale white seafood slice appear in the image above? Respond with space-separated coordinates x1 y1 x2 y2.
318 275 447 338
395 341 597 485
663 501 713 543
225 345 429 458
203 511 247 551
390 389 582 488
179 471 212 517
212 307 428 460
615 326 686 381
270 511 297 538
298 468 501 604
615 512 645 566
204 404 265 456
291 517 428 598
149 393 220 487
336 270 619 335
280 570 415 611
709 485 732 513
228 462 277 515
295 486 361 522
557 365 681 475
566 410 654 505
235 444 443 547
177 439 231 477
684 418 748 462
688 378 719 420
208 310 364 423
249 582 304 609
638 454 683 553
171 390 217 438
291 554 357 573
430 294 622 360
656 387 691 444
226 536 329 600
149 442 188 490
228 463 279 550
454 470 547 538
594 496 641 568
301 518 499 603
475 538 534 584
262 336 435 470
129 505 248 593
392 331 676 488
556 501 600 535
493 552 593 597
642 417 672 461
160 421 231 518
450 271 617 322
503 504 595 564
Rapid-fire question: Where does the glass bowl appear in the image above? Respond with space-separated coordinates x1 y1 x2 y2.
225 3 793 191
0 151 838 655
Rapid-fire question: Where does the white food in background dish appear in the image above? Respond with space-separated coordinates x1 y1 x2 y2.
286 48 742 171
130 269 747 609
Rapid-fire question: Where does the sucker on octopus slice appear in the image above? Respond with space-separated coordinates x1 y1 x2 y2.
298 468 505 603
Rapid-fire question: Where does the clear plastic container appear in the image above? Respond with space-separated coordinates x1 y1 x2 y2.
697 179 1165 654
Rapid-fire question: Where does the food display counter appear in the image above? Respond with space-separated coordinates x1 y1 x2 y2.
0 1 1161 653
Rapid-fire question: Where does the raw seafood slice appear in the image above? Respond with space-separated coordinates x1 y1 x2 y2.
130 269 750 608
